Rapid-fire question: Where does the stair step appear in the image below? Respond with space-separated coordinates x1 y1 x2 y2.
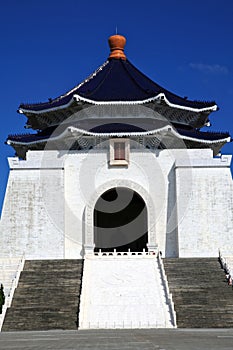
163 257 233 328
2 259 84 332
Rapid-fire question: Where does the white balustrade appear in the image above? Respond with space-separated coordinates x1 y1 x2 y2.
157 253 177 327
219 249 233 276
93 248 157 258
0 255 25 331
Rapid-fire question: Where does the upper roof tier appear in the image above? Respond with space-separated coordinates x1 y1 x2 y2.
19 35 217 115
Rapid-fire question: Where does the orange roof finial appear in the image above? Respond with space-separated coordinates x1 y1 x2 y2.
108 34 126 60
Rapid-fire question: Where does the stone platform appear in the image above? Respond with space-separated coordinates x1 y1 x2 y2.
1 329 233 350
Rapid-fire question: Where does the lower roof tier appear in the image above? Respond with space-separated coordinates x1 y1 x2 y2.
7 122 231 159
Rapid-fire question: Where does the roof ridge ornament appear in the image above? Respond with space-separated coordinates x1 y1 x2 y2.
108 34 126 60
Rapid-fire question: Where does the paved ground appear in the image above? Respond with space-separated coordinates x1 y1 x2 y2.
1 329 233 350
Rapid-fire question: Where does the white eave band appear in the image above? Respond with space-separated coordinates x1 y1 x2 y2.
18 93 218 115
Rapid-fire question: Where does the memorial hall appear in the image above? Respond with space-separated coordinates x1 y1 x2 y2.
0 34 233 330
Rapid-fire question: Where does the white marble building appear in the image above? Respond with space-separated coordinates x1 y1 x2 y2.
1 34 232 259
0 147 232 259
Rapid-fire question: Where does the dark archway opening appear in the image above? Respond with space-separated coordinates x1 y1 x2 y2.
94 187 148 252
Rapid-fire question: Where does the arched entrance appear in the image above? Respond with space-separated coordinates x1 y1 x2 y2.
94 187 148 252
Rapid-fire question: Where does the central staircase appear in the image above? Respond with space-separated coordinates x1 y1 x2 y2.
163 258 233 328
79 254 174 329
2 259 83 331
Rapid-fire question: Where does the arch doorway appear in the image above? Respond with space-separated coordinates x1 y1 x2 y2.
94 187 148 252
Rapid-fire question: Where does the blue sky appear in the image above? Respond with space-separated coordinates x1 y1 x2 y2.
0 0 232 211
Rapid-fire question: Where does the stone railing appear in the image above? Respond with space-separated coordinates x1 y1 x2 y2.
219 249 233 281
93 249 157 258
157 253 177 327
0 255 25 331
80 319 172 329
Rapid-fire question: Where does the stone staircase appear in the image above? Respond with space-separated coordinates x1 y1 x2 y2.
2 259 83 331
79 254 174 329
163 258 233 328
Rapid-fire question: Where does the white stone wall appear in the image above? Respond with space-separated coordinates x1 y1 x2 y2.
176 154 233 257
63 147 177 257
0 147 232 259
0 151 64 259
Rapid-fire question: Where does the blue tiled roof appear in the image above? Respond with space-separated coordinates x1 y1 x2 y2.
7 132 49 143
177 129 230 141
90 123 145 133
19 59 216 112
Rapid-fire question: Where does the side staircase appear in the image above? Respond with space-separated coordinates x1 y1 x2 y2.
163 258 233 328
2 259 83 331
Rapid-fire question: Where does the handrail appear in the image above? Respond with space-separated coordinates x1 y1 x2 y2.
157 253 177 327
219 249 233 282
0 254 25 331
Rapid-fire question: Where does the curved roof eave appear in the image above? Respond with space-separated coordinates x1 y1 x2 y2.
18 93 218 115
74 94 218 113
7 125 230 147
